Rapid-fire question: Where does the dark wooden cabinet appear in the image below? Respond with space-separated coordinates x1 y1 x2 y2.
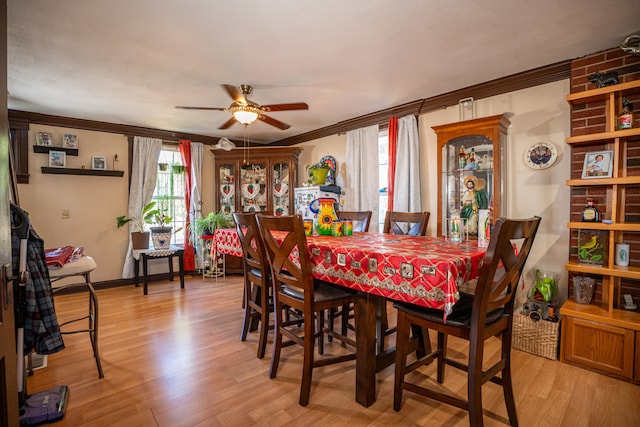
212 146 301 273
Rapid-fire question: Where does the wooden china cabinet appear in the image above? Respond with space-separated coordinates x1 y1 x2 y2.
432 114 510 238
212 146 301 273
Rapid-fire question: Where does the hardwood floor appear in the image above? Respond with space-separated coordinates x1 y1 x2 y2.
27 275 640 426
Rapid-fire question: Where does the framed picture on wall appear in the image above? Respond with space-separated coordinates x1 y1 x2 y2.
63 134 78 148
92 155 107 170
582 150 613 179
36 131 53 146
49 151 66 168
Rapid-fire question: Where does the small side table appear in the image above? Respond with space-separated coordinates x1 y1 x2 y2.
133 245 185 295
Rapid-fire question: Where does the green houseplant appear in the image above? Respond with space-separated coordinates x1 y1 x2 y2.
188 211 234 246
116 201 159 249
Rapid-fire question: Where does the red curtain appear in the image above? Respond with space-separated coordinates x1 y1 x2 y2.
387 117 398 211
178 139 195 271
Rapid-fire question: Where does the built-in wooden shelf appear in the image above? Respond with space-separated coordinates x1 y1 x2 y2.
560 299 640 331
567 221 640 232
33 145 79 156
41 167 124 177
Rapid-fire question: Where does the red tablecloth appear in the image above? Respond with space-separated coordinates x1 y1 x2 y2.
214 228 485 315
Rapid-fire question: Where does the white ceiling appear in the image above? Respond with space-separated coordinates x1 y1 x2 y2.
7 0 640 144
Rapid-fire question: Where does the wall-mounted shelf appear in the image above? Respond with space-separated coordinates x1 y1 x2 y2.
33 145 79 156
41 167 124 177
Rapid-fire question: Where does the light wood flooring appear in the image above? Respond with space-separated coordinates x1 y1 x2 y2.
27 275 640 426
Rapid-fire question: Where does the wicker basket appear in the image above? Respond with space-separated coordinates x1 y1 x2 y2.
512 313 560 360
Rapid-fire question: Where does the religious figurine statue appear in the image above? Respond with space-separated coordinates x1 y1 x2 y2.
460 175 488 234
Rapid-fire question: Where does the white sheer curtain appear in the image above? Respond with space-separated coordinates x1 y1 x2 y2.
393 115 421 212
122 136 162 278
190 142 204 269
345 124 380 227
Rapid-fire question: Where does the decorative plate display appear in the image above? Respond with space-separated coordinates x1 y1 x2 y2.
320 155 337 172
220 184 234 199
524 141 558 170
241 183 260 199
273 182 288 197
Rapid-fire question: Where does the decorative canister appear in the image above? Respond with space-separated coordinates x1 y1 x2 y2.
303 220 313 236
331 220 343 237
342 220 353 236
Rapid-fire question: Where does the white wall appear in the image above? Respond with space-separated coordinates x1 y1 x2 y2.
296 79 571 303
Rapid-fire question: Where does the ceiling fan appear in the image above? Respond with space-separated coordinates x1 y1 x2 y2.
175 84 309 130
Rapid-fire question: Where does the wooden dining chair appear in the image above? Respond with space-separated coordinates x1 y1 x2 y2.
393 216 541 427
256 214 357 406
383 210 430 236
328 210 372 339
233 212 272 359
376 210 431 353
336 210 373 232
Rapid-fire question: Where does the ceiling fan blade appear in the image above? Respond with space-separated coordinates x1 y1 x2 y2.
175 106 226 111
261 102 309 112
218 116 238 130
258 114 290 130
221 84 246 104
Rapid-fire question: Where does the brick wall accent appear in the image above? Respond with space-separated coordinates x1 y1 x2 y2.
569 47 640 303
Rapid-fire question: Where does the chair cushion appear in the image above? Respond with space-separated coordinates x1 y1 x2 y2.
48 255 97 279
248 267 263 279
393 293 504 328
280 279 354 303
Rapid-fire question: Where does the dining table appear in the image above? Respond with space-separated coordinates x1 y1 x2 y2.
214 227 486 407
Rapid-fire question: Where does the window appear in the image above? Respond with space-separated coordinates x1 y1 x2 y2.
378 129 389 232
152 148 187 245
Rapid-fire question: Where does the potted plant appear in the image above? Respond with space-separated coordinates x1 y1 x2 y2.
188 211 235 246
307 162 331 185
149 206 183 250
116 201 158 249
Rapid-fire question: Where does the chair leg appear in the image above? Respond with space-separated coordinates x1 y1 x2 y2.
326 308 336 342
502 333 518 426
340 304 350 337
300 308 316 406
317 311 324 355
269 301 284 379
257 286 270 359
393 309 411 412
240 282 252 342
87 281 104 379
467 337 485 427
437 332 447 383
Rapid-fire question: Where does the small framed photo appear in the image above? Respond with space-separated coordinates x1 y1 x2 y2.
63 134 78 148
92 155 107 170
36 131 53 146
582 150 613 179
48 151 66 168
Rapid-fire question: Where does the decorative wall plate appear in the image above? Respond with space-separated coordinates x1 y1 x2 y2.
524 141 558 170
320 155 337 172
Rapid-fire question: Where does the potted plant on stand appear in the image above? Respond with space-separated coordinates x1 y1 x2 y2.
150 207 182 250
116 201 158 249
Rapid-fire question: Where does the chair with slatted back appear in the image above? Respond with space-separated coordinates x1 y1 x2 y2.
383 210 430 236
256 214 357 406
328 210 372 338
336 210 373 232
393 216 541 427
233 212 272 359
376 210 431 353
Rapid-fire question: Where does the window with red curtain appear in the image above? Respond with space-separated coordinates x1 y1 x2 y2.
178 140 195 271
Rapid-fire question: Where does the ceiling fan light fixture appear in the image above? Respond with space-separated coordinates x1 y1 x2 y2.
230 104 261 125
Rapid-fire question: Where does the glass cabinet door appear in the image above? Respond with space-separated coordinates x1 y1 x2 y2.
272 161 290 216
219 163 235 213
442 135 494 235
433 114 510 239
240 161 268 212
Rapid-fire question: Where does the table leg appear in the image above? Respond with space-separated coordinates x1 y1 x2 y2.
177 251 185 289
142 254 149 295
354 292 377 407
168 255 174 281
134 257 140 287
